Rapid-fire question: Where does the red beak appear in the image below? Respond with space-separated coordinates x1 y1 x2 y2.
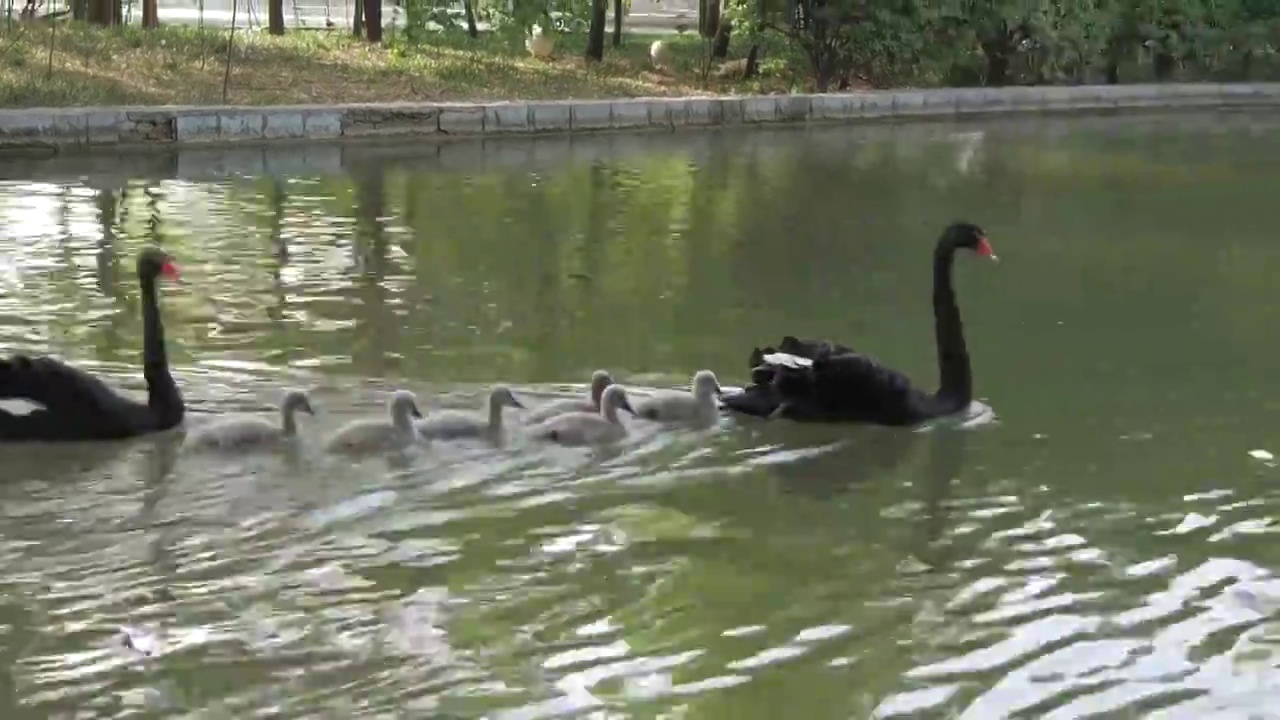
976 237 998 262
160 261 180 279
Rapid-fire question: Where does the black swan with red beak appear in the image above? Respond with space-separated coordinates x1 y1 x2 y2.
0 246 185 441
721 222 997 426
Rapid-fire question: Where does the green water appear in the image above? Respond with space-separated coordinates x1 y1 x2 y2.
3 113 1280 718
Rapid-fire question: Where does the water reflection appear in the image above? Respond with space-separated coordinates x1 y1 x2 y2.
2 114 1280 716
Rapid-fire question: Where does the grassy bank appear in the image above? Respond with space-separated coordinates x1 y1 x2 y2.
0 23 799 108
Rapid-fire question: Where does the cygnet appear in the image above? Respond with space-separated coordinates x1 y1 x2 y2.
184 389 315 451
323 389 423 454
417 385 525 441
633 370 722 427
522 369 614 425
527 384 636 446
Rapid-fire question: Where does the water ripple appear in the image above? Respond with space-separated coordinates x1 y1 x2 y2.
5 120 1280 717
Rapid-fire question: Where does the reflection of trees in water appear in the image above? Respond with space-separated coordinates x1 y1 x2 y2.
563 161 611 375
675 135 732 368
144 183 165 247
92 187 132 363
527 178 565 381
350 167 399 377
265 178 288 328
95 188 121 297
24 123 1274 391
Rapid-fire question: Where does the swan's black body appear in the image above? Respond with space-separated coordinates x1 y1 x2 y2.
0 248 185 442
721 222 994 427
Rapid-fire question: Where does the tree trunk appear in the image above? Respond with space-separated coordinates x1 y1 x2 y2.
87 0 113 25
363 0 381 41
112 0 122 25
463 0 478 37
72 0 87 21
1153 51 1176 80
352 0 363 37
982 44 1010 86
268 0 285 35
711 16 731 59
585 0 606 61
1105 59 1119 84
612 0 622 47
699 0 719 38
142 0 158 28
744 41 760 78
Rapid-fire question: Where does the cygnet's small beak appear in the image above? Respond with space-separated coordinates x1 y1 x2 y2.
509 395 526 410
411 405 424 419
714 385 724 396
621 401 638 416
303 403 316 415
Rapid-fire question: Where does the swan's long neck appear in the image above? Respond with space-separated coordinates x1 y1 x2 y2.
281 404 298 436
140 274 183 428
590 379 609 409
488 396 504 431
602 400 621 424
932 242 971 406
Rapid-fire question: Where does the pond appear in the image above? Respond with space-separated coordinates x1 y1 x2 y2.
3 112 1280 717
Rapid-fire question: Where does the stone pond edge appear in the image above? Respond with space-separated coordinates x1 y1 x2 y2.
2 82 1280 149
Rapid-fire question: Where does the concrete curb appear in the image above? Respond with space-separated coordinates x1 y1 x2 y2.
2 83 1278 149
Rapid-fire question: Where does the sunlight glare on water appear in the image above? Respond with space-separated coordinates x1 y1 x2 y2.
3 114 1280 717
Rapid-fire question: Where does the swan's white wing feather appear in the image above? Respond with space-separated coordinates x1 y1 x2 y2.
762 352 813 369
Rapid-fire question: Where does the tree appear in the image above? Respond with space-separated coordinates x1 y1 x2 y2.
938 0 1046 87
363 0 382 41
699 0 720 36
142 0 158 27
586 0 607 60
463 0 479 37
268 0 285 35
613 0 624 47
711 9 732 58
86 0 116 25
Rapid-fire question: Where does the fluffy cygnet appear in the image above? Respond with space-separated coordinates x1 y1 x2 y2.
323 389 423 454
416 385 524 441
633 370 722 427
184 389 315 451
527 384 636 446
522 369 614 425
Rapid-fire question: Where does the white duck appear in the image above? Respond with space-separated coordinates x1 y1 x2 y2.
323 389 423 454
416 385 525 441
633 370 722 427
184 389 315 452
522 369 614 425
527 384 636 446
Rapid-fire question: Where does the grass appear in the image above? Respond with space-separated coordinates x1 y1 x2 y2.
0 21 803 108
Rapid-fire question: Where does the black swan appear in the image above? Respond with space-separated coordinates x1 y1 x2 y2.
0 246 184 441
721 222 996 426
